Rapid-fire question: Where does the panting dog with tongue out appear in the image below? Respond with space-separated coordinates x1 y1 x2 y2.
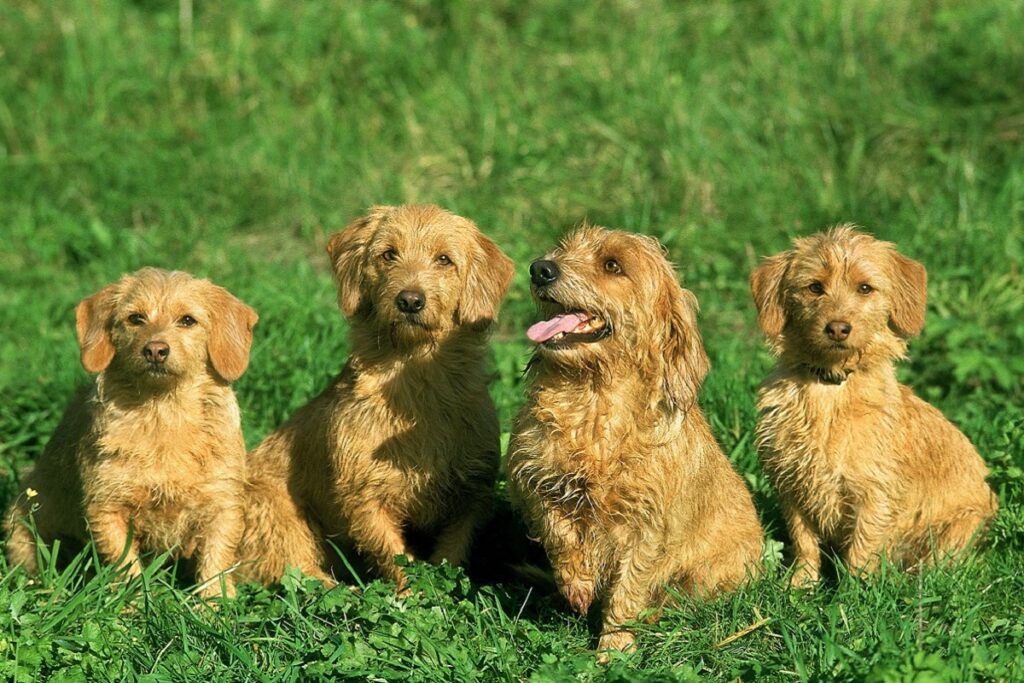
507 225 764 657
526 311 609 347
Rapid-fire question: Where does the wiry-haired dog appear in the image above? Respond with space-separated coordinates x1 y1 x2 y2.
751 225 997 585
237 204 514 589
5 268 258 597
507 226 763 654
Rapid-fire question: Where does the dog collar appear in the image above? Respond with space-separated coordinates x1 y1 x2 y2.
803 365 853 385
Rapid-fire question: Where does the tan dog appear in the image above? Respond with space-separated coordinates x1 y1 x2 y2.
237 204 514 589
5 268 257 597
507 226 764 654
751 225 998 585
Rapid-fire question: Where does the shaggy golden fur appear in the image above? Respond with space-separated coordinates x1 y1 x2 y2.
236 204 514 589
5 268 257 597
507 226 764 654
751 226 997 585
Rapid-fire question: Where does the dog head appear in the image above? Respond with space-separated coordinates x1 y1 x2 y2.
76 268 259 385
750 225 927 369
326 204 514 348
527 226 709 411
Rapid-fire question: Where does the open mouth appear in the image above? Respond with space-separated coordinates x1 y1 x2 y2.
527 305 612 349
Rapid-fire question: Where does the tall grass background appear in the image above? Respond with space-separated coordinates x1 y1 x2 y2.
1 1 1022 680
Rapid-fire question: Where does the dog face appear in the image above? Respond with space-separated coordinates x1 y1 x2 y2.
75 268 259 384
326 205 514 347
527 226 709 410
751 225 927 365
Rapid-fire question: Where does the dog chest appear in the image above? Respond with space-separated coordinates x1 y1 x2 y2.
86 411 240 534
329 388 497 521
757 380 895 535
511 415 651 527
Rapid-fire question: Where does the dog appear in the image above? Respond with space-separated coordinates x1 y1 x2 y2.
5 268 258 598
507 225 764 654
236 204 514 590
751 225 998 585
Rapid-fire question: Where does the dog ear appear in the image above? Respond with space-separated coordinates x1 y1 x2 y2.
888 251 927 337
750 252 790 339
326 206 393 318
659 279 710 412
207 286 259 382
458 226 514 330
75 284 119 373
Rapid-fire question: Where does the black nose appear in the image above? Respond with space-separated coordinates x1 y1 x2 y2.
396 289 426 313
143 341 170 364
530 259 560 286
824 320 852 341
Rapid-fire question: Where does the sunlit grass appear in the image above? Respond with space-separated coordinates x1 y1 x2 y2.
1 0 1022 679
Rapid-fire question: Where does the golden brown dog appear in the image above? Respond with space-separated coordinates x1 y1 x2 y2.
751 225 998 585
236 204 514 589
507 226 764 654
5 268 257 597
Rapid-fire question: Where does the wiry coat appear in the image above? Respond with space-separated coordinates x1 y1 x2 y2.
751 226 997 585
236 205 514 588
508 227 763 654
5 269 258 597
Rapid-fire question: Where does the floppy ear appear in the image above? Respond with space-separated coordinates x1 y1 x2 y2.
75 283 119 373
658 278 710 412
458 227 514 330
750 252 790 339
325 206 392 318
207 286 259 382
888 251 927 337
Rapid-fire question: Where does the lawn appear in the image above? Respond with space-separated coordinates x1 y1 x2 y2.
1 0 1023 680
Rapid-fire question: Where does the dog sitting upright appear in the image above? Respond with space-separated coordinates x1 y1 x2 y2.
507 226 763 655
237 204 514 589
5 268 258 597
751 225 997 585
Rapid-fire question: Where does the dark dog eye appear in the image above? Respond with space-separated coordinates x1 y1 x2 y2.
604 258 622 275
808 282 825 295
127 313 146 326
381 249 398 262
857 283 873 295
437 254 452 266
178 315 198 327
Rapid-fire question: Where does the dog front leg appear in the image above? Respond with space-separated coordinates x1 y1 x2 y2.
785 504 822 586
544 514 599 616
430 512 480 567
88 507 142 579
429 477 493 567
194 503 244 599
596 546 659 657
844 496 894 576
348 504 414 589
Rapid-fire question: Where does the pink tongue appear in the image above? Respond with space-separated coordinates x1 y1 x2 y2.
527 312 589 343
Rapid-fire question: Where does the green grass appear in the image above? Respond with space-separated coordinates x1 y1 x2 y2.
2 0 1023 679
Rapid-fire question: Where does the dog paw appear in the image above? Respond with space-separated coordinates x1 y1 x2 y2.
561 581 595 615
789 565 820 588
597 629 636 660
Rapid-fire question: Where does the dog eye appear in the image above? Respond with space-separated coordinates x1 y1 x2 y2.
127 313 146 326
178 315 198 327
381 249 398 262
437 254 452 266
808 282 825 295
857 283 873 295
604 258 622 275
